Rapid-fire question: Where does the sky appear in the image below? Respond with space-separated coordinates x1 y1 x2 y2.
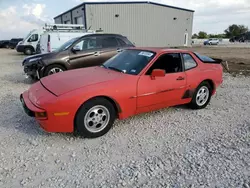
0 0 250 39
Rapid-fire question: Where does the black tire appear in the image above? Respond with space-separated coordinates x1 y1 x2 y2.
24 48 33 55
43 64 66 77
189 81 212 109
5 44 9 49
75 97 116 138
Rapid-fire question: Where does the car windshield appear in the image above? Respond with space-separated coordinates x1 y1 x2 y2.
102 49 156 75
194 52 215 62
56 37 80 52
23 30 35 41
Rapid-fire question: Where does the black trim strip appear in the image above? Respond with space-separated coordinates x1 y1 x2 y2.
182 89 195 99
20 94 35 117
130 89 175 99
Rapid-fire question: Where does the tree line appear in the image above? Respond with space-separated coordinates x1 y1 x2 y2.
192 24 249 39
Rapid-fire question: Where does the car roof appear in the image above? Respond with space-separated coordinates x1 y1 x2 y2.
126 47 192 53
82 33 124 37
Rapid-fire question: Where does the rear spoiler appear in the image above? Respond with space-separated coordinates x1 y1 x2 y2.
210 58 223 64
210 58 230 73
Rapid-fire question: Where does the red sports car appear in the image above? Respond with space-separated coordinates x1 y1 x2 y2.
20 48 223 138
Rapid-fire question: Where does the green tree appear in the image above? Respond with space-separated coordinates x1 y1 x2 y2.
224 24 248 38
192 33 198 39
198 31 208 39
208 34 226 38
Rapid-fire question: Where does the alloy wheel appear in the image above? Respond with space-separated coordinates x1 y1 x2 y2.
196 86 209 106
84 105 110 133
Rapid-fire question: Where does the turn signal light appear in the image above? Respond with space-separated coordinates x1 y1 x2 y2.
35 112 47 119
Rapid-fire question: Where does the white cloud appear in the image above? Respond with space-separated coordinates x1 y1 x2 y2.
23 3 47 20
0 3 52 39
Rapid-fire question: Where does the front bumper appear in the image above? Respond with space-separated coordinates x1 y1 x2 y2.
23 60 44 79
16 45 25 52
20 89 74 133
20 91 50 132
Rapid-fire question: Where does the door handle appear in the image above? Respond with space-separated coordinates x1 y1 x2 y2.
176 76 185 80
94 51 100 56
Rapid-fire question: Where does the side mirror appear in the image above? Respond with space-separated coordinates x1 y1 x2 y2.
151 69 165 80
72 46 81 53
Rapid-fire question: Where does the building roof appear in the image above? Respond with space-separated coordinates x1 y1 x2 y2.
54 1 195 19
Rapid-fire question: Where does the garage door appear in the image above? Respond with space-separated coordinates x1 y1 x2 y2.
75 16 83 24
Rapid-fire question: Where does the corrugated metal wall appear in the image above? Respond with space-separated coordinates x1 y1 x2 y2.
86 3 194 47
54 17 62 24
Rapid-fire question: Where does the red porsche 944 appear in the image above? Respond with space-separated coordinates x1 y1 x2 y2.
20 48 223 138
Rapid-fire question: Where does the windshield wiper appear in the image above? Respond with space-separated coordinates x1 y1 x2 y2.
101 64 108 69
108 66 124 73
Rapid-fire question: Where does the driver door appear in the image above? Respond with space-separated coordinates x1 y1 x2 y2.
136 53 187 112
69 36 105 69
27 34 39 48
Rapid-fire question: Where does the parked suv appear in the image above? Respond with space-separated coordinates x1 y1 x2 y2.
0 40 10 48
9 38 23 49
22 33 135 79
203 38 219 45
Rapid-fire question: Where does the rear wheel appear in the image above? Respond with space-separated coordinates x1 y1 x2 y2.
189 81 212 109
75 97 116 138
24 48 33 55
43 64 66 77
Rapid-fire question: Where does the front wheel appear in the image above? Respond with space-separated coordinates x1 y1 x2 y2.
75 97 116 138
189 81 212 109
24 48 33 55
43 64 66 77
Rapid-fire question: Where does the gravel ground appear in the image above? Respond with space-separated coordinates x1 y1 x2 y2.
0 49 250 188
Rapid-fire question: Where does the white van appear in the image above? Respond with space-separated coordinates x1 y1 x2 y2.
16 24 89 55
16 29 42 55
37 32 92 54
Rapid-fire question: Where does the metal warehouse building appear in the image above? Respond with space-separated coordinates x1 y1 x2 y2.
54 1 194 47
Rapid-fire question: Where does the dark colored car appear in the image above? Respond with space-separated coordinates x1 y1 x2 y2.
22 33 135 79
0 40 10 48
9 38 23 49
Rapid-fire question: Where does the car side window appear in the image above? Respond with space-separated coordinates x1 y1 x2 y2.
28 34 38 42
182 53 197 71
73 37 102 51
116 38 127 46
101 37 119 48
146 53 183 75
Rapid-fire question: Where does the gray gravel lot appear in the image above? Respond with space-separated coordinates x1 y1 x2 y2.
0 49 250 188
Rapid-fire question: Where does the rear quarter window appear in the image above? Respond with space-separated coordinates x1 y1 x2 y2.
182 53 197 71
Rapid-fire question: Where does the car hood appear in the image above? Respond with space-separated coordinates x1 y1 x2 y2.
40 66 123 96
22 51 59 66
24 52 57 61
